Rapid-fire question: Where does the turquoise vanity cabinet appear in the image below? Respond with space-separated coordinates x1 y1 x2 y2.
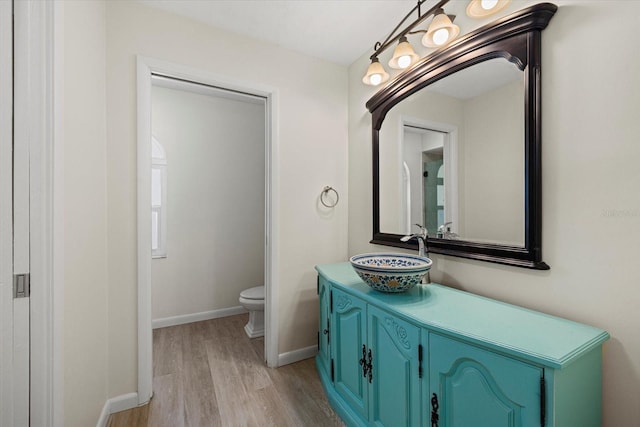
332 287 422 426
315 263 609 427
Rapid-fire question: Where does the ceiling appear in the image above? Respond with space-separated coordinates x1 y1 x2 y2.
137 0 433 66
136 0 523 97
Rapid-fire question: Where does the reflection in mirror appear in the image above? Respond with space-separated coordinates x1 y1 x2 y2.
405 127 446 235
379 58 525 246
401 126 449 236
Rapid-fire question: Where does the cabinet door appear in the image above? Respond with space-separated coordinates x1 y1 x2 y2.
317 276 331 374
429 333 542 427
368 305 422 427
332 288 368 420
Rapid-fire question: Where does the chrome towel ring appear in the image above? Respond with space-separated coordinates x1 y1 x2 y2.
320 186 339 208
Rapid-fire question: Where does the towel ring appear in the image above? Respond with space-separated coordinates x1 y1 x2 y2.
320 186 339 208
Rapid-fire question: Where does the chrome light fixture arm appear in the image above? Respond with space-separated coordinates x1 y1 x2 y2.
364 0 512 85
369 0 451 61
363 0 459 85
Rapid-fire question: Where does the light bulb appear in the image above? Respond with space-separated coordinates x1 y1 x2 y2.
389 37 419 69
362 58 389 86
467 0 511 18
432 28 450 46
397 55 412 69
423 11 459 48
481 0 498 9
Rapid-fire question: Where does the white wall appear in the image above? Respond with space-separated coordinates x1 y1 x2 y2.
106 0 348 399
348 1 640 424
151 85 265 320
462 79 524 245
62 1 109 426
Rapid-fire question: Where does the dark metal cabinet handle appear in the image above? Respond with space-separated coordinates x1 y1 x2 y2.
359 345 368 378
431 393 439 427
367 349 373 383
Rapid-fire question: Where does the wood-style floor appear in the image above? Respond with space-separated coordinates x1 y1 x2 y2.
107 314 344 427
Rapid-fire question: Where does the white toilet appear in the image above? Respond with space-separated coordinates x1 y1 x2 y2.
238 285 265 338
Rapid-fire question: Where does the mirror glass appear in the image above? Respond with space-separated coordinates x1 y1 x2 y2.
378 58 525 246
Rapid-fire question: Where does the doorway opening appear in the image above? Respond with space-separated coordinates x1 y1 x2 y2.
422 146 444 234
399 117 458 238
149 75 266 335
137 57 279 405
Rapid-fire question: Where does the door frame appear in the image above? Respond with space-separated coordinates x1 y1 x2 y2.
0 1 18 424
136 56 280 404
3 0 62 425
398 115 459 235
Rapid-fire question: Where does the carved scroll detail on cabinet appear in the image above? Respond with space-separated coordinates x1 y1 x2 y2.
336 295 352 311
385 317 411 349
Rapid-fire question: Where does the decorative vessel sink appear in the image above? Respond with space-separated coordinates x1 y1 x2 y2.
349 253 433 293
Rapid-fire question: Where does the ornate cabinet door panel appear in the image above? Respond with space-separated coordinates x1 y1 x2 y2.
367 305 421 427
429 333 542 427
318 276 331 374
332 288 368 420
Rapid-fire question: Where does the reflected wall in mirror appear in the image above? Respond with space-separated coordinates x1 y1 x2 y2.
379 58 525 246
368 3 557 269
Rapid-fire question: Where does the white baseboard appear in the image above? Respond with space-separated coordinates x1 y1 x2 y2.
96 392 139 427
152 306 248 329
278 345 318 367
96 404 109 427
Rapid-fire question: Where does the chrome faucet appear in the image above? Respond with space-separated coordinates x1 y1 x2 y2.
401 224 430 284
401 224 428 257
437 222 458 239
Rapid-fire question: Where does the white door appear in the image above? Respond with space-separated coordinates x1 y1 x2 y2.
1 0 31 425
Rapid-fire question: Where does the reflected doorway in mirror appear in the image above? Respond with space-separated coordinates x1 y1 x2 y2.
399 121 458 239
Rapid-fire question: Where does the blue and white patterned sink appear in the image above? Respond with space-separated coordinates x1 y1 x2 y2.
349 253 433 293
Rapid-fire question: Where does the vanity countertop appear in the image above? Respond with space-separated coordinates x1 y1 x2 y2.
316 262 609 369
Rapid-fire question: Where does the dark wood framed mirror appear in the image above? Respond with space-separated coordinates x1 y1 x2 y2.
368 3 556 270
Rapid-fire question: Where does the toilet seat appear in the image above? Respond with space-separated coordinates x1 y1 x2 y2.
240 285 264 300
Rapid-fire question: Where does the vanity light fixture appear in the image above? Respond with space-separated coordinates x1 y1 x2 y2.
422 9 460 47
362 0 460 86
388 36 420 69
362 57 390 86
466 0 511 18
